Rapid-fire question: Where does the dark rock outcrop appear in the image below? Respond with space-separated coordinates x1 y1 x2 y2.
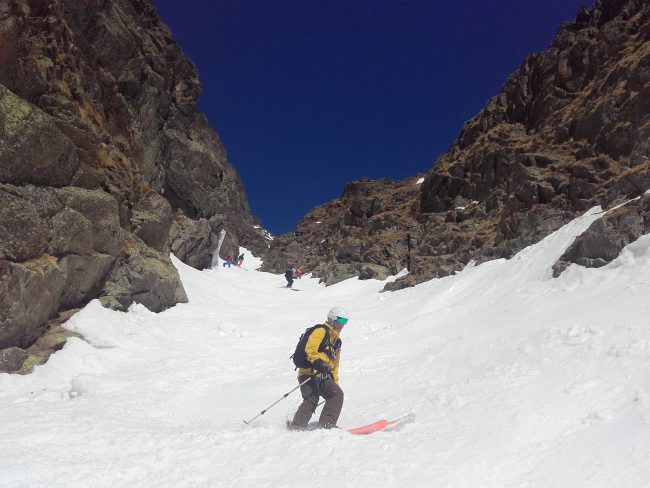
264 0 650 289
411 0 650 283
553 193 650 276
0 0 268 371
0 182 123 350
169 212 224 270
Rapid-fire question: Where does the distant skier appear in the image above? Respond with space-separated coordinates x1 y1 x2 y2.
294 266 304 279
287 306 348 430
285 266 295 288
237 253 245 267
223 255 233 268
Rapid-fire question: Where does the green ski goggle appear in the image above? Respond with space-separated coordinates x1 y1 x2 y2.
335 317 348 325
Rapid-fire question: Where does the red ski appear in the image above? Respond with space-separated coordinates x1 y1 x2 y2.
346 414 416 435
347 419 388 435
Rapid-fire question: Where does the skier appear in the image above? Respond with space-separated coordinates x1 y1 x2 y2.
237 253 245 266
222 255 233 268
284 266 295 288
294 266 304 279
288 306 348 430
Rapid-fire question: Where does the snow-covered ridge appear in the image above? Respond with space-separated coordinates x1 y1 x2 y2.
1 209 649 487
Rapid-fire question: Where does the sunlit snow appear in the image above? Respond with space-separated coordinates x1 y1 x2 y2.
1 206 649 487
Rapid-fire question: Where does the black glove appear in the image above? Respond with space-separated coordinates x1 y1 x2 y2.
312 359 329 374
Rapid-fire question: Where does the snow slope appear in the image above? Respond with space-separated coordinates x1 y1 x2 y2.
1 207 649 488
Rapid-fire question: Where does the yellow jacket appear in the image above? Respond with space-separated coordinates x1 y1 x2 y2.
297 321 341 384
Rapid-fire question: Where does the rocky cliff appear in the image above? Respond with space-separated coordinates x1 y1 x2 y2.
0 0 268 372
263 0 650 288
262 176 423 284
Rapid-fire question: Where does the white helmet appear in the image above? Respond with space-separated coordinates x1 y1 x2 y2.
327 306 349 326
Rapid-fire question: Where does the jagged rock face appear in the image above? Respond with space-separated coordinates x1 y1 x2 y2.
0 180 125 350
0 0 267 366
262 177 423 285
0 0 252 216
413 0 650 283
265 0 650 289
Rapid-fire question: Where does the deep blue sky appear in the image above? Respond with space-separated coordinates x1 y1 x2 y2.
153 0 591 234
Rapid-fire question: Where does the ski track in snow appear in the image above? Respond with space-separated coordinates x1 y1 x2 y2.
1 207 650 487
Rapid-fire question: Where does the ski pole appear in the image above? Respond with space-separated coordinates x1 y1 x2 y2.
243 377 312 425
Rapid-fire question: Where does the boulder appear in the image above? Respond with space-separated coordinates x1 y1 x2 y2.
169 212 223 270
0 347 28 373
319 263 359 286
359 264 392 281
553 195 650 276
101 237 188 312
0 258 65 349
58 253 115 309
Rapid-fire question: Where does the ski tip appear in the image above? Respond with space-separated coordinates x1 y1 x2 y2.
390 413 416 424
384 413 417 431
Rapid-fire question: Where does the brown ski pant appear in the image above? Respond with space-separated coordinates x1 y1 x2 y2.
292 375 344 428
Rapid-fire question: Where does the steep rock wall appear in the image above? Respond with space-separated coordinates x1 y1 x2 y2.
0 0 268 371
263 0 650 289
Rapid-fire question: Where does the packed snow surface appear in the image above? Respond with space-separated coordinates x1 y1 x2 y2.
2 207 650 487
